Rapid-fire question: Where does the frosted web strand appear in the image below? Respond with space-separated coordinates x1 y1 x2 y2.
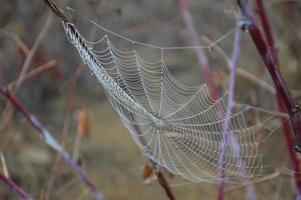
66 7 237 51
61 14 290 184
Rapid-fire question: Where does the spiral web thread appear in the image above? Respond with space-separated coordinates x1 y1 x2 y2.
62 17 284 183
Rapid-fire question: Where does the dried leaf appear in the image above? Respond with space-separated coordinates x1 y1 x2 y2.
12 23 22 35
142 164 157 185
77 107 90 138
214 70 227 90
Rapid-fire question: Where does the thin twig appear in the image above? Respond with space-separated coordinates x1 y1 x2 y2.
44 1 106 198
237 0 301 196
217 15 243 200
202 36 276 95
149 160 175 200
0 12 53 130
156 171 176 200
8 60 57 88
178 0 219 100
0 30 30 55
0 171 33 200
255 0 277 63
14 13 53 92
44 63 85 200
225 170 282 194
0 85 105 200
179 3 257 199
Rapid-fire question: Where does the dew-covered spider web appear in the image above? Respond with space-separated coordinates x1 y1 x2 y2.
60 8 294 184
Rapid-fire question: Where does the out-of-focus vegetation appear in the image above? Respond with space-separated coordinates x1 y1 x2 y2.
0 0 301 199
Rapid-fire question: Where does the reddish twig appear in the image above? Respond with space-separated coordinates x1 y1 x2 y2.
237 0 301 196
178 0 219 100
202 36 276 95
0 85 104 200
0 30 30 55
8 60 57 88
0 172 33 200
0 13 53 130
255 0 277 63
254 1 301 193
156 171 176 200
13 13 53 92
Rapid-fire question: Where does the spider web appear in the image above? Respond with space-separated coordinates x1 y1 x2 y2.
61 12 287 183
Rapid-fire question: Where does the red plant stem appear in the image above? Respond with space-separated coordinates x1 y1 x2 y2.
278 99 301 193
0 86 46 136
237 0 301 195
258 0 301 191
156 171 176 200
253 4 300 186
0 85 105 200
255 0 277 62
0 172 33 200
178 0 219 100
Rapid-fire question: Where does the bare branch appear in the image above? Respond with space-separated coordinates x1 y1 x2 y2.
0 85 105 200
0 171 33 200
237 0 301 196
217 15 243 200
178 0 219 100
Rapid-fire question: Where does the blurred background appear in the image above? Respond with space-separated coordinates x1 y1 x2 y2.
0 0 301 199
